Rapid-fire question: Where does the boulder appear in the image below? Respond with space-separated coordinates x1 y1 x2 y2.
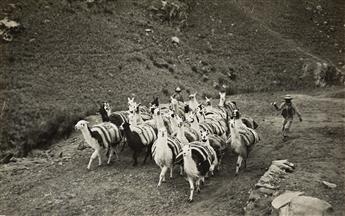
283 196 333 216
272 191 304 210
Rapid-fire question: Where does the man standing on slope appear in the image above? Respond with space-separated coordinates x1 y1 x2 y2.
272 95 303 141
172 87 184 102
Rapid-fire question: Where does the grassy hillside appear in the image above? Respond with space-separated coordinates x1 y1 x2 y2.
0 0 343 156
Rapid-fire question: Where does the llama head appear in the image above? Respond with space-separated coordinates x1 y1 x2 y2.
120 121 130 130
200 130 209 142
189 92 197 100
128 97 135 105
197 103 205 115
158 128 167 138
185 112 196 124
153 107 160 116
151 96 159 107
166 109 175 119
99 102 111 121
182 144 192 157
205 96 211 106
176 115 184 127
105 102 112 113
75 120 89 130
233 109 240 119
129 102 140 114
219 92 226 105
229 109 241 129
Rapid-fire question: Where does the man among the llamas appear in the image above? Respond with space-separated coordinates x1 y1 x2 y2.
272 95 303 141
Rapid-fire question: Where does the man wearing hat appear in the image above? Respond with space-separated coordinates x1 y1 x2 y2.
172 87 184 102
272 95 303 141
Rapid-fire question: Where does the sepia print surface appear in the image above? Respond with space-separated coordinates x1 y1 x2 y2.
0 0 344 215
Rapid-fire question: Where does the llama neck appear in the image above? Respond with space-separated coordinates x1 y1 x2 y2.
170 116 178 132
154 113 165 129
155 132 169 157
197 111 206 123
219 98 225 107
189 98 198 110
230 119 241 142
177 125 188 145
129 114 137 126
80 126 94 146
202 139 211 147
183 153 199 178
190 117 200 132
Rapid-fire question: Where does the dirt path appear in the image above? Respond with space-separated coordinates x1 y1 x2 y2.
1 88 344 215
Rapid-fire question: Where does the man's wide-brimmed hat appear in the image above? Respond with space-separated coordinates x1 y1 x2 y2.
284 95 293 100
175 87 181 92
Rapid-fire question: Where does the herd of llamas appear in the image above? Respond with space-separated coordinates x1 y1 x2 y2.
75 92 260 202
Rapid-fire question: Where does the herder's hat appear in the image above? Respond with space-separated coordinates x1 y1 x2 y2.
175 87 181 92
284 95 293 100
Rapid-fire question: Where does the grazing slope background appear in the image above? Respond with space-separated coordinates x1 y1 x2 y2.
0 0 344 155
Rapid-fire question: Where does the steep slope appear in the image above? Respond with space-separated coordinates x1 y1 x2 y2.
0 0 343 155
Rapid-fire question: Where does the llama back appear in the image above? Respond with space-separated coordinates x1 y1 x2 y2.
200 119 227 136
238 126 259 147
167 137 182 160
131 124 157 145
189 142 216 169
91 122 122 148
109 111 129 126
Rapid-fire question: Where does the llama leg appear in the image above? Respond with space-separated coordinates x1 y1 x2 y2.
132 151 138 166
217 157 222 171
97 150 102 166
210 155 219 176
87 150 98 170
114 148 120 160
169 165 173 179
107 148 114 164
235 155 243 176
187 177 195 202
179 165 184 176
142 147 150 165
200 176 205 185
158 166 168 187
196 178 201 193
120 138 126 152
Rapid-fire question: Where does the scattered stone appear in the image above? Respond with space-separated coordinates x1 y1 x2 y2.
0 17 21 42
288 196 333 216
0 17 20 29
248 190 261 201
272 191 304 210
272 160 295 172
171 36 180 44
322 181 337 189
77 142 87 150
258 187 275 195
